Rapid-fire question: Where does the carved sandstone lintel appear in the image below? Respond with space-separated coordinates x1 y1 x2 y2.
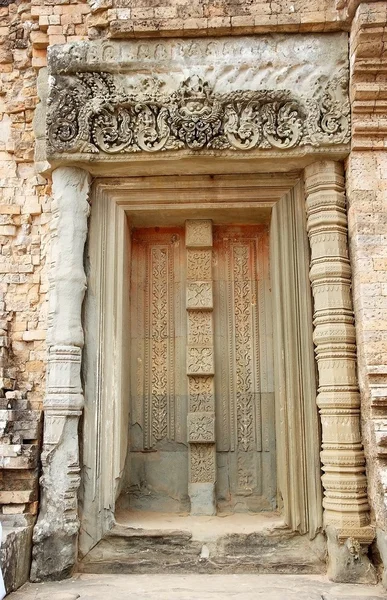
47 72 350 157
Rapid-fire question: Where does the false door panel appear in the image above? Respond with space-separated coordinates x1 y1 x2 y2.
213 225 276 512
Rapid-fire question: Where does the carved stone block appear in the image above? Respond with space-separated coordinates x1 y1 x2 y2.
187 249 212 281
188 376 214 412
188 311 213 345
185 220 213 248
189 443 216 483
187 346 214 375
188 412 215 443
186 282 213 310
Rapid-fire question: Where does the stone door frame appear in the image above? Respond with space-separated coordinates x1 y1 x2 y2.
30 161 375 583
30 32 375 583
79 172 322 556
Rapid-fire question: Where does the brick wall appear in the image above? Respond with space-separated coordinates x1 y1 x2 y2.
0 0 90 568
89 0 353 38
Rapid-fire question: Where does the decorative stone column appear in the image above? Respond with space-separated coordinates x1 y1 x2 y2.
31 167 90 581
305 161 375 583
185 220 216 515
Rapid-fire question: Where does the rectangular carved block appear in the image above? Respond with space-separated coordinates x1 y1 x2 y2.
185 220 213 248
189 443 216 483
187 249 212 281
186 282 213 310
188 412 215 443
188 311 213 345
188 376 214 412
187 346 214 375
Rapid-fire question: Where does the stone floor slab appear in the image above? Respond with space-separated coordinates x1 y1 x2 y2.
7 574 387 600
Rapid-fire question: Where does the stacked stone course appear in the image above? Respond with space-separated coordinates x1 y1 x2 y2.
345 2 387 584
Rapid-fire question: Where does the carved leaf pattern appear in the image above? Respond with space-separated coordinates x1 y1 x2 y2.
237 452 255 490
188 311 212 345
190 444 215 483
186 220 213 247
187 347 214 375
151 247 168 442
47 72 350 155
188 412 215 442
233 246 254 453
188 376 214 412
187 250 212 280
187 282 213 309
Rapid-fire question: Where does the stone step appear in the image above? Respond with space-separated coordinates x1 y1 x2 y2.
79 522 327 575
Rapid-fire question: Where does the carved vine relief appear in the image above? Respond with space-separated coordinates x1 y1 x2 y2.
47 71 350 155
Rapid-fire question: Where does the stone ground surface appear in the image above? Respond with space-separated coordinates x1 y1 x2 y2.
6 574 387 600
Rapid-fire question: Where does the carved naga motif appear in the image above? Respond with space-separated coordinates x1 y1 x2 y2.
47 72 350 155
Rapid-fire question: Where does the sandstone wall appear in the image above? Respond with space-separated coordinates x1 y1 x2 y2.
346 1 387 582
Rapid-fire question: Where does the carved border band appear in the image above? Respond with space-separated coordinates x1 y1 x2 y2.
186 220 216 514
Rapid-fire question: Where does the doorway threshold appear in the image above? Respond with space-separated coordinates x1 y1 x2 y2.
114 510 286 542
78 509 327 575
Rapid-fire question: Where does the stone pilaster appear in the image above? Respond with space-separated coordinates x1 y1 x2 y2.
31 167 90 581
348 1 387 587
305 161 375 583
185 220 216 516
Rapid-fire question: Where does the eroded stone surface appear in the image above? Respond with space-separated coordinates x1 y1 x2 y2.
46 35 350 159
7 573 387 600
30 168 91 582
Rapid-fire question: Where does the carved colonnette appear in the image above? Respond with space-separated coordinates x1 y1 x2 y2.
185 220 216 515
30 168 90 581
305 161 375 581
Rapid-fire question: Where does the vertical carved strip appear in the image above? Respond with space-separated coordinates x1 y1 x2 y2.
141 236 177 449
305 161 373 545
186 220 216 516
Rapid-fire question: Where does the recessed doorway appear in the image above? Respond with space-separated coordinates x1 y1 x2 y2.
118 222 275 517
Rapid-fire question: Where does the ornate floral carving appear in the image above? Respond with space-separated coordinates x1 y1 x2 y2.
188 412 215 443
187 346 214 375
233 245 255 453
187 250 212 280
190 444 216 483
186 220 213 248
187 282 213 309
188 376 214 412
188 311 213 345
150 246 169 443
47 72 350 155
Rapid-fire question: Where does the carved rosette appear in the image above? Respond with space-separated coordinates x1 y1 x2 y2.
47 72 350 157
186 220 216 515
305 161 373 544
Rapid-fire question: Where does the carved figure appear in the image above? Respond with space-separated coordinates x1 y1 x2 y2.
47 71 350 155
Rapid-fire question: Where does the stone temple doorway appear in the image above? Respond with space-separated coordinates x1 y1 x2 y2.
120 222 275 517
79 174 324 572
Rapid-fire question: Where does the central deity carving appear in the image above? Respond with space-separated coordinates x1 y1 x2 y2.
47 71 350 155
